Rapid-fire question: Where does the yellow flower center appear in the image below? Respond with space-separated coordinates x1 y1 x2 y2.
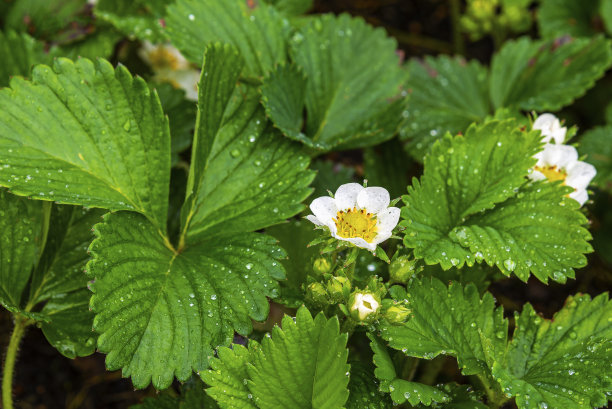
148 47 182 71
535 165 567 183
334 207 378 243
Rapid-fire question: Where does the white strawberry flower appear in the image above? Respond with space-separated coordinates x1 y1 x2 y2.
138 41 199 101
350 292 380 321
306 183 400 252
533 113 567 144
529 144 596 206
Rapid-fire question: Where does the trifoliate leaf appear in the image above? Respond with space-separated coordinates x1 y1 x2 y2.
402 120 592 282
262 14 406 151
263 0 313 16
0 190 43 310
0 58 171 232
489 36 612 111
204 308 350 409
346 361 393 409
166 0 288 76
492 294 612 409
537 0 603 38
87 211 286 389
451 182 592 283
202 345 257 409
95 0 167 42
368 333 451 405
0 30 52 87
266 219 319 307
248 307 350 409
181 44 313 245
399 56 489 160
379 278 507 379
579 125 612 192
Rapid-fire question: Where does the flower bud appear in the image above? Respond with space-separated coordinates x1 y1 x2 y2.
306 282 328 305
327 276 351 302
313 257 333 275
349 292 380 322
389 255 419 284
384 305 411 324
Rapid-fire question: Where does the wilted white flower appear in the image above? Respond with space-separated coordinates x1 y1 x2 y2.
138 41 199 101
533 113 567 144
350 292 380 321
307 183 400 251
529 144 596 206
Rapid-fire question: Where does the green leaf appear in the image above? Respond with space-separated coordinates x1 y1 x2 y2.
202 345 257 409
399 56 490 160
265 219 319 307
346 361 393 409
166 0 288 76
87 211 286 389
262 14 406 151
310 160 355 199
40 289 96 358
248 307 350 409
489 36 612 111
579 125 612 192
402 120 592 282
180 44 313 245
0 190 44 310
0 30 52 87
379 278 507 378
263 0 313 16
95 0 167 42
0 58 171 232
3 0 87 40
58 27 122 61
364 137 413 199
492 294 612 409
537 0 603 39
131 377 219 408
368 333 451 405
419 384 488 409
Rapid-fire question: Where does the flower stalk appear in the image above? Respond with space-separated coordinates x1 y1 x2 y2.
2 316 31 409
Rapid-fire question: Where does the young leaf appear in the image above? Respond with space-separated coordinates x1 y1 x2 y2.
0 190 43 311
262 14 406 151
402 120 592 282
248 307 350 409
0 58 171 232
579 125 612 192
203 345 256 409
166 0 288 76
180 44 313 245
379 278 507 379
399 56 490 160
492 294 612 409
489 36 612 111
87 211 286 390
0 30 52 86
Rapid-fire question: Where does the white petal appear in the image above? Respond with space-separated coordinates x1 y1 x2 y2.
310 196 337 225
566 161 596 190
306 215 323 226
539 144 578 169
528 169 547 181
334 183 364 210
533 113 558 131
376 207 400 234
372 230 393 246
172 69 200 101
357 187 390 214
569 188 589 206
336 236 376 252
533 113 566 144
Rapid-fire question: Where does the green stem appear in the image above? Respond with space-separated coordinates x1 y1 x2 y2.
345 247 360 282
2 317 30 409
418 356 445 385
448 0 465 55
472 374 508 409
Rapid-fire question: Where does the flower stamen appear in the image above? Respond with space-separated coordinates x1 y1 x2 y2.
534 165 567 183
333 207 378 243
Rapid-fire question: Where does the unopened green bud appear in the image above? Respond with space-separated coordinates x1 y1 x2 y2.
327 276 351 302
349 292 380 322
389 256 418 284
306 282 328 305
384 305 411 324
313 257 333 275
